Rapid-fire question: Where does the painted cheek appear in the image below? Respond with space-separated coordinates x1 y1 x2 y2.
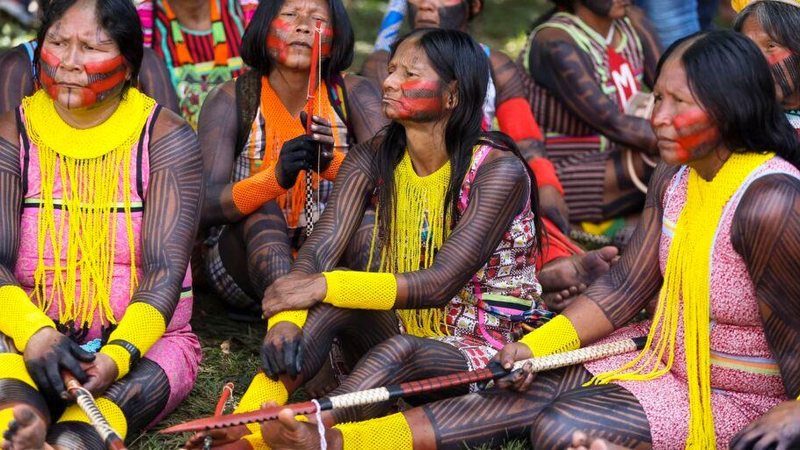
267 18 293 63
672 108 719 163
437 4 468 29
396 80 444 119
320 26 333 57
84 55 127 102
767 48 792 66
38 47 61 98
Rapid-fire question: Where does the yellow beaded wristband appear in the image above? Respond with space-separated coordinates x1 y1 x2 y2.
322 271 397 310
0 285 56 352
518 315 581 357
99 302 166 380
267 310 309 330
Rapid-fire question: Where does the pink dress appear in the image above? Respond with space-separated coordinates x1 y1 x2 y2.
584 157 796 448
15 105 202 424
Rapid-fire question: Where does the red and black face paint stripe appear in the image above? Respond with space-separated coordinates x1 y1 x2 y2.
409 0 469 30
267 17 294 64
391 80 446 121
39 47 127 108
671 108 721 163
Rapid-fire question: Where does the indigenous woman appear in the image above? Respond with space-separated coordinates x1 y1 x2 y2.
260 30 800 450
0 0 203 447
189 28 551 449
360 0 619 309
521 0 662 241
733 0 800 132
135 0 249 129
198 0 386 320
0 6 179 114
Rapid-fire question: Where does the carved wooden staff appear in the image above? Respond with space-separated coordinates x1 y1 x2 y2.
62 372 127 450
161 336 647 434
303 19 323 237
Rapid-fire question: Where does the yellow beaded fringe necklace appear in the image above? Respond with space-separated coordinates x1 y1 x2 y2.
22 88 155 328
368 151 452 337
587 151 774 449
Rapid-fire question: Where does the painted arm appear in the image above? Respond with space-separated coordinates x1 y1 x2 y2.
528 28 657 154
343 74 388 143
0 46 35 113
139 48 180 113
359 50 390 90
99 111 204 380
732 174 800 398
627 6 662 88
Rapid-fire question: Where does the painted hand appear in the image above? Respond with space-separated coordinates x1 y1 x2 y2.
492 342 536 392
539 184 570 233
300 112 335 173
261 322 304 380
80 352 119 397
261 273 326 318
730 400 800 450
24 327 95 401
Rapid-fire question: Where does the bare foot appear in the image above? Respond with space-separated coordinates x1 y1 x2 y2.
181 425 249 450
1 405 52 450
568 431 634 450
261 407 341 450
540 246 618 311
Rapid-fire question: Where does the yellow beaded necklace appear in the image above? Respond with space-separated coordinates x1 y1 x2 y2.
22 88 155 328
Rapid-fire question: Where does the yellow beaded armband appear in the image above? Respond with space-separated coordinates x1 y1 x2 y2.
322 271 397 310
267 310 309 330
334 412 413 450
99 302 166 380
518 315 581 357
0 285 56 352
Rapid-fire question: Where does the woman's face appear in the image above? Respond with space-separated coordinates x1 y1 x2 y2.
650 57 722 165
581 0 630 20
267 0 333 71
408 0 471 31
382 38 454 123
39 0 129 110
740 14 800 105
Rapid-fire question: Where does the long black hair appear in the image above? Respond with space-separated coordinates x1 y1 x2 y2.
656 30 800 167
375 28 543 253
240 0 354 85
34 0 143 93
733 1 800 55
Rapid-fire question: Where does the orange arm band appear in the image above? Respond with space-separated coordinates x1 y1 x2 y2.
231 164 287 215
528 157 564 195
321 150 346 181
496 97 544 142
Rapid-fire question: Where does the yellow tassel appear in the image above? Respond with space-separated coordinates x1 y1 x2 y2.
587 152 775 449
368 151 453 337
22 89 154 329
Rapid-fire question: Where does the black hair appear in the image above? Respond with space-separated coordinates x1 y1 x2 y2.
656 30 800 167
240 0 354 84
733 1 800 55
35 0 143 93
375 28 543 253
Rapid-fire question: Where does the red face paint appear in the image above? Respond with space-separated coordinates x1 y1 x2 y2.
319 25 333 58
671 108 720 163
766 48 800 101
39 47 127 109
267 17 293 64
385 80 446 121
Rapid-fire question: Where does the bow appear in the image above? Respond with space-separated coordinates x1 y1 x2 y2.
160 337 647 434
303 19 324 237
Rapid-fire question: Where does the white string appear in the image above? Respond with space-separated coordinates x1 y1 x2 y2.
311 399 327 450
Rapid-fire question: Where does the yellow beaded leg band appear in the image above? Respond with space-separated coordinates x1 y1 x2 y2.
322 271 397 310
0 285 56 352
58 397 128 439
334 412 413 450
235 372 290 435
99 302 166 380
0 354 37 389
267 310 309 331
0 407 15 437
518 315 581 357
244 432 272 450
